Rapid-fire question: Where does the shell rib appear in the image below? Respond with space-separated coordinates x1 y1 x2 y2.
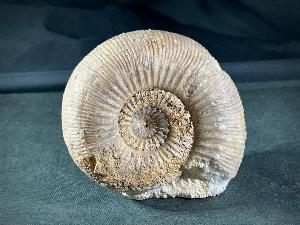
62 30 246 199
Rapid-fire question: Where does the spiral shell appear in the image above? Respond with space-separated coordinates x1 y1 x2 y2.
62 30 246 199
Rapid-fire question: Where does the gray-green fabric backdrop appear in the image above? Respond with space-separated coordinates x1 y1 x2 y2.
0 1 300 224
1 81 299 224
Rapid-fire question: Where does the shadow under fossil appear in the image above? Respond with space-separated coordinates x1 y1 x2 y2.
133 142 299 213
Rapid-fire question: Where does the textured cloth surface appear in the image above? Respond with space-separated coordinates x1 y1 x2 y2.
0 80 299 225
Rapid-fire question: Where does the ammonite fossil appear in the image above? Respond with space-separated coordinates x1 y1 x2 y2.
62 30 246 199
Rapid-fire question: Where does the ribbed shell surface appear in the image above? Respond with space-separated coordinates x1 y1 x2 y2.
62 30 246 197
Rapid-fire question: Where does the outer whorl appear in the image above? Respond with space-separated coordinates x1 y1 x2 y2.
62 30 247 199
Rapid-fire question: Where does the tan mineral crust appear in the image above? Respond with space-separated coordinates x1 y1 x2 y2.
62 30 247 200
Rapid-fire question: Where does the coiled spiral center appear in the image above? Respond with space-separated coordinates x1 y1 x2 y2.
118 89 194 153
132 107 169 139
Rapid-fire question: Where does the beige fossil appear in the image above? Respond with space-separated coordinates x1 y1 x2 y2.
62 30 247 199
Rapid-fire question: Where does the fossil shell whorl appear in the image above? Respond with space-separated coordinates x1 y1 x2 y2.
62 30 246 199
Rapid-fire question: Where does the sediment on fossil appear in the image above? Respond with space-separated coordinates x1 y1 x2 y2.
62 30 246 199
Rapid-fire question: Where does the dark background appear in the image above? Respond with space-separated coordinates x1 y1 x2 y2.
1 0 300 91
1 0 300 72
0 1 300 225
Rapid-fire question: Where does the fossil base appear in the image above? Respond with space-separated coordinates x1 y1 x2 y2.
123 164 231 200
